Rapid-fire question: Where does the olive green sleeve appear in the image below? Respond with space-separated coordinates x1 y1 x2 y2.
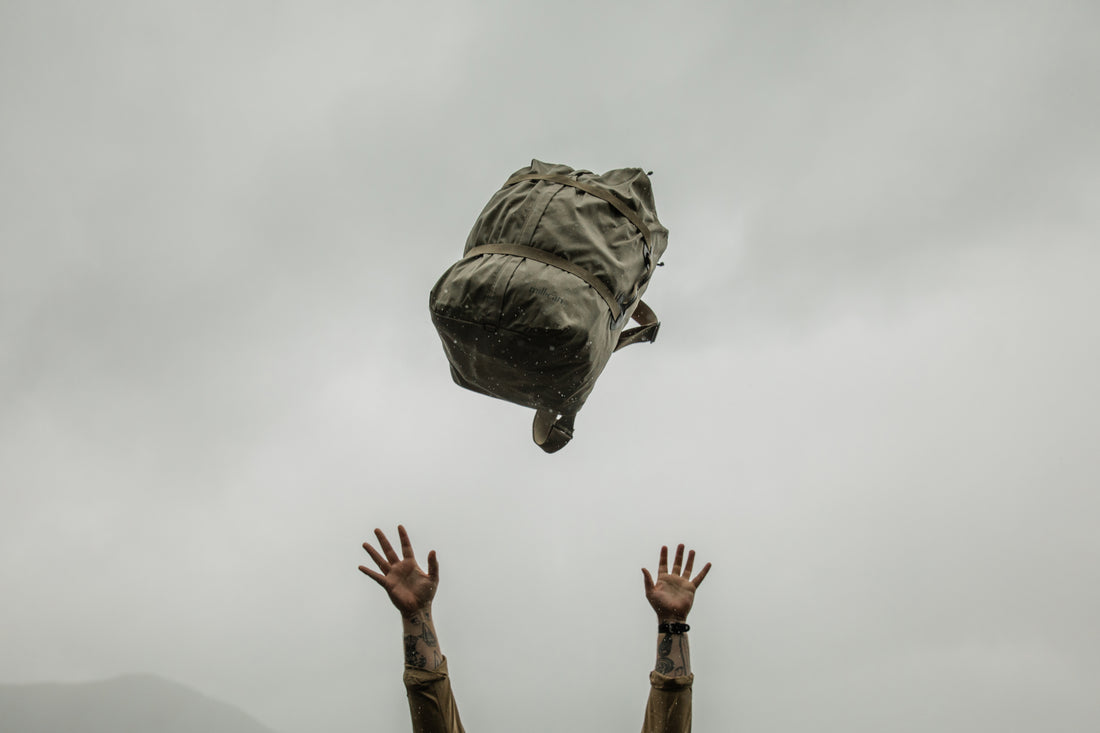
402 658 465 733
642 671 694 733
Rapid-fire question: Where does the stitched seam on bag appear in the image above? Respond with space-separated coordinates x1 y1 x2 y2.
495 257 523 329
527 180 570 246
517 179 560 245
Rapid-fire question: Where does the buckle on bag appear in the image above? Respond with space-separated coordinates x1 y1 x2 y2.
610 283 641 331
610 297 635 331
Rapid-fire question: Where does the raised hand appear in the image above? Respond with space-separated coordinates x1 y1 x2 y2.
359 525 439 617
642 544 711 622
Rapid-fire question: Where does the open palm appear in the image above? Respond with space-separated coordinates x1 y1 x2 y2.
360 525 439 617
642 544 711 622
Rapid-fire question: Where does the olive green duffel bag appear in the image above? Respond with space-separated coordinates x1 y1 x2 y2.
429 160 668 453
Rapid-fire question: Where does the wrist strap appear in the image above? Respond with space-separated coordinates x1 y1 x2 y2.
658 622 690 634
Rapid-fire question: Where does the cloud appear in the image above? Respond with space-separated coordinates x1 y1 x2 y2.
1 3 1098 733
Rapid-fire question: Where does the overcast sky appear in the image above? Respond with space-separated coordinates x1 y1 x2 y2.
2 1 1098 732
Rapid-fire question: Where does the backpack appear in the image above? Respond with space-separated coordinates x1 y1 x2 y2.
429 159 668 453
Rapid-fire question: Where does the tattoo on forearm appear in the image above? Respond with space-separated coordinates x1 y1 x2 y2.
404 635 428 667
655 632 688 676
404 615 442 669
656 633 676 674
658 633 673 655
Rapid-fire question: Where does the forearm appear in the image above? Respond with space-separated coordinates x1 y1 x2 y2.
654 628 691 677
644 628 694 733
401 606 464 733
402 606 443 670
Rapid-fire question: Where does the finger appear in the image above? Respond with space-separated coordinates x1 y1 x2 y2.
684 550 695 577
672 544 684 575
398 524 415 561
658 546 668 575
362 542 391 574
691 562 712 588
375 527 399 563
358 565 387 585
642 568 654 594
427 550 439 584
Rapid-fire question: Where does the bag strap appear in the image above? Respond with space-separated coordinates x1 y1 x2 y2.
614 299 660 351
504 173 653 253
532 410 575 454
464 243 622 323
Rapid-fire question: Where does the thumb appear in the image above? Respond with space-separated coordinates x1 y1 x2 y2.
427 550 439 584
642 568 654 594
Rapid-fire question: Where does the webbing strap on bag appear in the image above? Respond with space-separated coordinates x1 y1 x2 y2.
533 410 575 454
464 243 623 322
465 245 661 351
614 299 660 351
503 172 653 250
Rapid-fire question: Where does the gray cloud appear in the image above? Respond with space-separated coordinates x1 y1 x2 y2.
2 2 1098 733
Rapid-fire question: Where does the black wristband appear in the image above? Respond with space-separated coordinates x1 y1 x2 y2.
658 622 690 634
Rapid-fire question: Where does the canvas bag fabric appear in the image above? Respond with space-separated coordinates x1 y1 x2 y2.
429 159 668 452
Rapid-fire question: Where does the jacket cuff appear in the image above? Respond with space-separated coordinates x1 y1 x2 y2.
403 657 450 688
649 670 694 690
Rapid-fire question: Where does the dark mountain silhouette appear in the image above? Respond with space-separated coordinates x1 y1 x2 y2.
0 674 282 733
